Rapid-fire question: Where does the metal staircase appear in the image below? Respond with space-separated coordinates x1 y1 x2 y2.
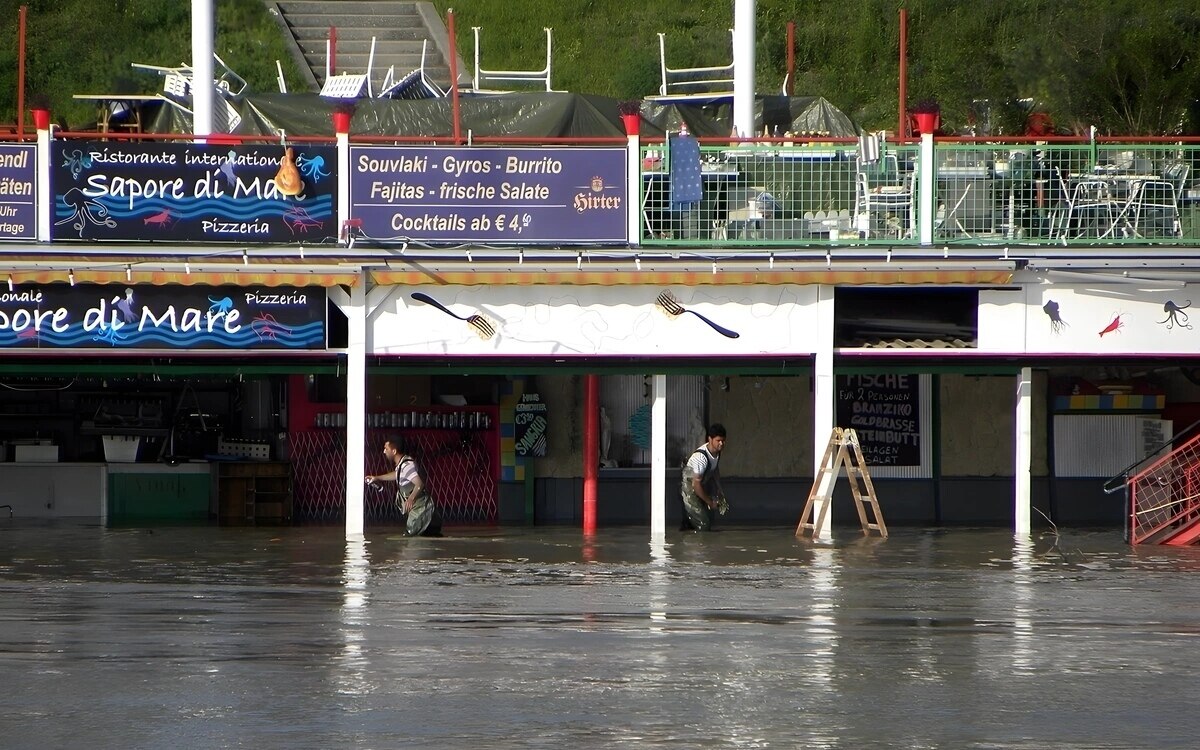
1106 419 1200 544
265 0 467 93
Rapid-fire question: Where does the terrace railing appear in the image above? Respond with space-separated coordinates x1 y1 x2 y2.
638 138 1200 249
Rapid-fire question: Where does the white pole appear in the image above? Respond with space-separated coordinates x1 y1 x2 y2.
812 284 835 541
191 0 215 136
919 132 934 244
337 130 350 242
36 121 50 242
627 132 641 246
345 277 367 540
650 373 667 538
1014 367 1032 535
732 0 756 139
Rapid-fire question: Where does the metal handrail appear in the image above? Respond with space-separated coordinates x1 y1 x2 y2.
1102 416 1200 494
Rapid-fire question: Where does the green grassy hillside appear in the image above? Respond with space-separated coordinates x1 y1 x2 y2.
2 0 1198 135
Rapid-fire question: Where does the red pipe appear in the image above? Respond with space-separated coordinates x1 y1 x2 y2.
898 9 908 138
447 9 462 145
583 374 598 534
785 21 795 97
329 26 337 77
17 5 26 139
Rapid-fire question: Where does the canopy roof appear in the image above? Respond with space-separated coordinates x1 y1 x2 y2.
144 91 861 138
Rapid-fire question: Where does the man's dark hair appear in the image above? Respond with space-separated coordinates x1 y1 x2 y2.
707 423 727 438
386 436 406 453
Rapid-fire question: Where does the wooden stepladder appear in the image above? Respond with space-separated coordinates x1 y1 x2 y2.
796 428 888 539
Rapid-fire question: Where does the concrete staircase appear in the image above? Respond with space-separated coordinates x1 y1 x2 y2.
266 1 468 94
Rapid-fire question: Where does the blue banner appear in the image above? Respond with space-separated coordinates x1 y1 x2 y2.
51 142 337 243
0 283 326 350
349 146 627 244
0 144 36 241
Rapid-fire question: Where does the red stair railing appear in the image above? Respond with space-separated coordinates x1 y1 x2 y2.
1123 429 1200 544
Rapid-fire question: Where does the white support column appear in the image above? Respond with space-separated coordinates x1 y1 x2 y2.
919 132 935 245
627 132 641 246
812 284 835 541
344 278 367 540
732 0 756 139
36 122 50 242
337 130 351 242
190 0 215 137
650 373 667 538
1014 366 1032 536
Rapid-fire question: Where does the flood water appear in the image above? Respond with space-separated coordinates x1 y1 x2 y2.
2 522 1198 749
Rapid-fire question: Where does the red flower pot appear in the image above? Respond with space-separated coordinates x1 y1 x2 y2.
31 108 50 131
332 110 353 134
620 113 641 136
913 112 940 135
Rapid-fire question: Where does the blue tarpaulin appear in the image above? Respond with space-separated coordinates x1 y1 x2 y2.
669 134 703 212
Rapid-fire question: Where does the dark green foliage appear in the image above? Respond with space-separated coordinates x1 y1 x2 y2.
2 0 1198 134
0 0 303 129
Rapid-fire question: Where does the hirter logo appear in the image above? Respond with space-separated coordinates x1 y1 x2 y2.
590 175 604 192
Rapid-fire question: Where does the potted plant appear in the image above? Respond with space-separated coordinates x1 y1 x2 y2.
28 92 51 131
329 99 357 134
911 99 941 136
617 100 642 136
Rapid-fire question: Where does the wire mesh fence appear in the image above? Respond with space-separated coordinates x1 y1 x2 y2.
639 140 1200 248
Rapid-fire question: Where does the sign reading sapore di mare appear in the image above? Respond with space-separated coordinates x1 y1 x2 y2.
0 144 36 241
0 284 326 350
835 374 921 467
349 146 627 243
51 142 337 243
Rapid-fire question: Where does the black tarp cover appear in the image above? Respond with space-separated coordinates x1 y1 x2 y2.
143 91 860 139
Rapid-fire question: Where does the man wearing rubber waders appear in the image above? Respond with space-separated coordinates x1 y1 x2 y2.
680 423 728 531
366 438 443 537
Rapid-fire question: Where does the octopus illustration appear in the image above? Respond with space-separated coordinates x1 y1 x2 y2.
296 153 329 182
1042 299 1067 334
92 327 128 346
60 148 92 180
55 187 117 237
208 296 234 318
1158 299 1192 330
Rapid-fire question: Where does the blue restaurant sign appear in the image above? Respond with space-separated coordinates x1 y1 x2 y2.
0 283 326 350
50 142 337 243
0 144 36 241
349 146 627 244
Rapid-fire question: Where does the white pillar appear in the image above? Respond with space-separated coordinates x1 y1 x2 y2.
918 132 935 244
36 121 50 242
191 0 215 136
812 284 835 541
732 0 756 139
344 277 367 539
1014 366 1032 535
650 373 667 538
337 130 350 241
627 133 641 246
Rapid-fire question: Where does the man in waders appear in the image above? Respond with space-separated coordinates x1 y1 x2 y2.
366 438 442 537
680 423 728 531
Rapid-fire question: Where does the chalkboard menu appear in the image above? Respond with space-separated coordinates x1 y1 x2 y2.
514 392 548 457
836 374 921 466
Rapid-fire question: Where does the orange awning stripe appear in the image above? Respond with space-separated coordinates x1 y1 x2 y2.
7 270 358 287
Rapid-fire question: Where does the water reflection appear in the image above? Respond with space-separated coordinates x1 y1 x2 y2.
0 524 1196 748
336 538 371 698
